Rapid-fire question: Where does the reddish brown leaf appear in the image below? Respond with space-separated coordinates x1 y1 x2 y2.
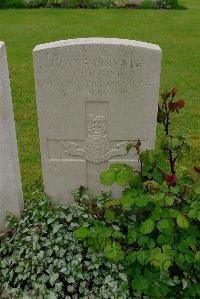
177 99 185 109
165 173 177 187
168 102 178 112
194 167 200 175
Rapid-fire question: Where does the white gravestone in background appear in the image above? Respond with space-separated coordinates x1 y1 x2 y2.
33 38 162 205
0 42 23 232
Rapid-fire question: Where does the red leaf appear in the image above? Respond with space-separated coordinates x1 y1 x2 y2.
168 102 177 112
165 173 177 187
194 167 200 175
177 99 185 109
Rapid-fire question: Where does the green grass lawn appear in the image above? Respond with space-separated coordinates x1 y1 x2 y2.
0 0 199 198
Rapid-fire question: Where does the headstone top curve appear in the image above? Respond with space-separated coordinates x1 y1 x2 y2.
33 38 161 53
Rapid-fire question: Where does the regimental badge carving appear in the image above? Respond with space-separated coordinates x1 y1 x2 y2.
61 114 129 164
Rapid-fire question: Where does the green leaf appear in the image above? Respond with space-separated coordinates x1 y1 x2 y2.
100 169 115 186
104 208 116 223
152 168 164 184
157 234 174 246
195 184 200 195
151 207 162 221
195 251 200 262
126 143 135 153
116 171 129 186
165 195 174 206
104 242 124 263
176 214 190 229
168 208 180 218
126 228 138 244
109 163 124 171
157 159 169 172
157 218 175 235
135 194 149 207
140 219 155 235
132 275 149 293
74 227 91 240
137 250 149 265
149 247 174 271
50 273 59 286
112 230 123 240
138 235 155 248
185 251 194 263
175 253 185 267
150 192 165 207
157 107 166 123
121 194 135 208
104 199 120 208
188 209 198 219
94 225 113 237
124 251 137 264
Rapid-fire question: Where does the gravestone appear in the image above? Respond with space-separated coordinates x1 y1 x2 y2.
0 41 23 233
33 38 162 205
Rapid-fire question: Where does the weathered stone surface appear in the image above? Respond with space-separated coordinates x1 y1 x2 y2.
33 38 162 204
0 42 23 233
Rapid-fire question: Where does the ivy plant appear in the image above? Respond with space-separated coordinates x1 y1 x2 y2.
0 195 130 298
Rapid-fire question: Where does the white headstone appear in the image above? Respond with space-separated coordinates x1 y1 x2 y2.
0 42 23 233
33 38 161 205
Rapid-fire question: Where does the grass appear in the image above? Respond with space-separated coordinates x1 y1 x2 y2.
0 0 199 198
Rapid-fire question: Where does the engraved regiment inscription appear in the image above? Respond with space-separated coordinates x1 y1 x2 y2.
33 38 162 204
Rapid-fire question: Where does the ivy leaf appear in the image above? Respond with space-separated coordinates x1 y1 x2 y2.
100 170 115 186
50 273 59 286
104 242 124 264
74 227 91 240
176 214 190 229
140 219 155 235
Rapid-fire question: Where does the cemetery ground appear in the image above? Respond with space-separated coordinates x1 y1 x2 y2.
0 0 199 199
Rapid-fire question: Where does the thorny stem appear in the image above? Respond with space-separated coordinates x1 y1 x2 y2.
163 98 176 174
